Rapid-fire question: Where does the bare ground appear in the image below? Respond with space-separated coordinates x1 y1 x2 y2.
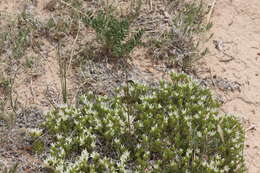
199 0 260 172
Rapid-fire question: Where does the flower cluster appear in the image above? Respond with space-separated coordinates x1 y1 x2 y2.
42 73 245 173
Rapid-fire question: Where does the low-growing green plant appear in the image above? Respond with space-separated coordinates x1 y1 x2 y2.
170 1 211 72
0 163 19 173
42 73 245 173
0 65 20 129
0 11 43 59
26 128 45 154
150 0 211 73
82 8 144 59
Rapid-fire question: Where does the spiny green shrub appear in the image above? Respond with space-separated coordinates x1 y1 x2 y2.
42 73 245 173
82 9 143 59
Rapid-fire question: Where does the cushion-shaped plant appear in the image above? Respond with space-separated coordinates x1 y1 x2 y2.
43 73 245 173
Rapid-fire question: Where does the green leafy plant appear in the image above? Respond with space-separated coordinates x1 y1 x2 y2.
42 73 245 173
26 128 45 154
83 9 144 59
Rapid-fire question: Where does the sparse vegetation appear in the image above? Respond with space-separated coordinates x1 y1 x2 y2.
149 0 211 72
0 11 42 59
0 163 19 173
0 0 247 172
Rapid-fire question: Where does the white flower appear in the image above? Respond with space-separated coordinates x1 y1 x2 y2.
79 136 85 145
57 134 63 140
185 170 191 173
57 104 67 109
137 144 141 149
154 163 159 169
120 151 130 163
194 114 199 119
224 165 230 172
114 138 120 144
91 151 99 159
197 131 202 138
82 149 89 157
186 148 192 155
208 131 216 136
60 148 66 157
215 154 221 160
91 141 96 148
226 128 232 134
27 128 43 137
66 137 72 144
195 148 200 153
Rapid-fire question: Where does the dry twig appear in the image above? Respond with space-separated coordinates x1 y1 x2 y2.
206 0 217 25
246 125 256 132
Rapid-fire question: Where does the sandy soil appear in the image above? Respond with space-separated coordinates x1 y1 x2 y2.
199 0 260 172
